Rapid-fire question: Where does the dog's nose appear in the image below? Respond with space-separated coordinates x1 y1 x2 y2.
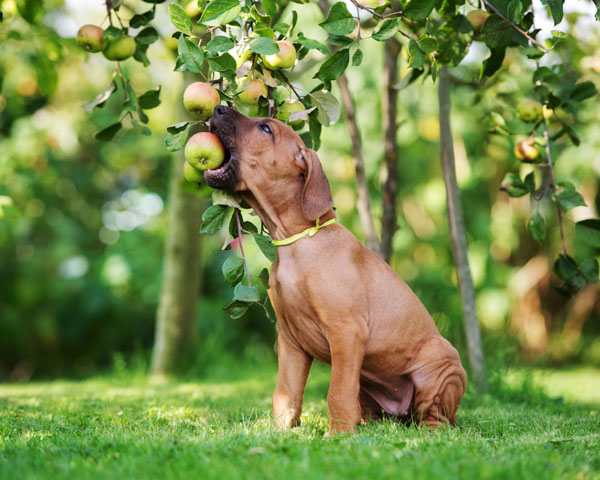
213 105 230 117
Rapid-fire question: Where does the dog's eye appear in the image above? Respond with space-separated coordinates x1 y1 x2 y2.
260 124 272 135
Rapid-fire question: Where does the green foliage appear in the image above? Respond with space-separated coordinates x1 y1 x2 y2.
3 0 600 378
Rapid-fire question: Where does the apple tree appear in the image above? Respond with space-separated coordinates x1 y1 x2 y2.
75 0 600 382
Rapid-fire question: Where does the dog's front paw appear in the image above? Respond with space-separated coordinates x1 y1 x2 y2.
328 418 358 435
274 410 301 430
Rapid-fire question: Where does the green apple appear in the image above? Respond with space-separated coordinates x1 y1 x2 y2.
76 25 104 53
262 41 296 70
276 99 305 129
516 99 543 124
184 0 202 19
102 30 136 61
183 82 221 118
183 161 204 184
466 10 489 33
514 138 540 163
233 48 253 69
184 132 225 171
237 78 267 105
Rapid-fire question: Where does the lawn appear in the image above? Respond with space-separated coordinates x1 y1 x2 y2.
1 361 599 479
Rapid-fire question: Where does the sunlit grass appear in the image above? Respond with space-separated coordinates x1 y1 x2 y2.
1 364 599 479
507 367 600 405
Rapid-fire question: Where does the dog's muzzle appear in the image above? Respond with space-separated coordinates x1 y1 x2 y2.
204 106 241 190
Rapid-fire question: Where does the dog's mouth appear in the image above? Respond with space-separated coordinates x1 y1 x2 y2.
204 120 239 190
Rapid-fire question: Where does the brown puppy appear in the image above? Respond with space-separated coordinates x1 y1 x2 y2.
206 106 467 435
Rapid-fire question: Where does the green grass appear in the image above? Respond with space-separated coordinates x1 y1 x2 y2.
1 362 599 479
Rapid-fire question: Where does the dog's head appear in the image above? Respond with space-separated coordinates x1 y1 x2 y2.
206 106 332 221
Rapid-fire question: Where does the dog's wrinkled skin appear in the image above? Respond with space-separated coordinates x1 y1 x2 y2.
207 106 467 435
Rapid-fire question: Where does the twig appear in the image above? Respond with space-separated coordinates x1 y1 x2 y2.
115 61 129 102
482 0 549 53
356 5 361 43
278 71 307 107
113 9 126 29
198 26 219 40
337 74 381 255
106 0 113 26
542 116 567 254
349 0 384 18
235 209 252 287
348 0 414 39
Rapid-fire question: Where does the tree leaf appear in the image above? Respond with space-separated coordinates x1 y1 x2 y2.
315 49 349 82
418 36 438 53
178 36 204 73
165 123 191 152
310 90 341 126
137 86 161 109
569 81 597 102
233 283 260 302
135 26 159 45
200 0 242 26
480 47 506 79
168 3 193 36
554 188 586 211
253 234 278 262
222 257 245 285
481 15 513 48
408 39 425 69
207 53 236 74
309 112 322 150
327 35 354 47
212 190 242 208
206 36 234 54
395 68 424 90
553 254 580 282
129 8 155 28
223 300 249 319
372 18 400 41
167 121 191 134
296 34 329 54
82 76 117 112
581 258 599 283
249 36 280 55
403 0 435 20
319 2 355 35
351 48 363 66
258 267 270 289
575 219 600 248
500 172 529 197
263 0 277 17
528 212 546 243
200 205 228 234
507 0 524 23
94 122 122 141
541 0 563 25
273 86 292 104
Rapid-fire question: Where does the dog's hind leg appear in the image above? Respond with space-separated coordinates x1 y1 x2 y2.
408 336 467 428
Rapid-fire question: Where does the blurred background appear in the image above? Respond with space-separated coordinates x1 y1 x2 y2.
1 0 600 397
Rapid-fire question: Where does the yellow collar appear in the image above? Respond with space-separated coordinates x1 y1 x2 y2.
272 218 336 246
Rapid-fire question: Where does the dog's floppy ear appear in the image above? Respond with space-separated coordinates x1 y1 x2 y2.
296 147 333 222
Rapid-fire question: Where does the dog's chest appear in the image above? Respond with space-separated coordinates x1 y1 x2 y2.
270 267 332 362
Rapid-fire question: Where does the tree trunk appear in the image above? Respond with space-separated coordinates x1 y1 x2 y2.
151 78 205 377
337 74 381 255
381 37 401 264
438 66 487 391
